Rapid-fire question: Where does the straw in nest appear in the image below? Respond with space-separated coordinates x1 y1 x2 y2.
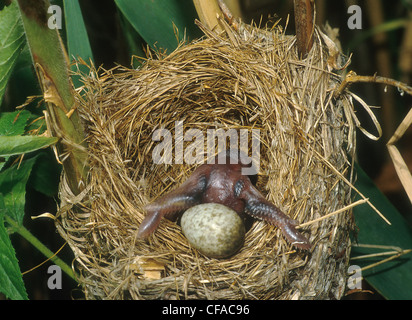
56 19 365 299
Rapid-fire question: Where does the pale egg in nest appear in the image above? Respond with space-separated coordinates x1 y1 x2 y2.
180 203 246 259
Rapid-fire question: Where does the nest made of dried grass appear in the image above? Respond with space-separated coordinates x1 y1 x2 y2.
56 19 361 299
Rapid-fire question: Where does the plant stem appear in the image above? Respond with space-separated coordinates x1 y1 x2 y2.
294 0 315 57
193 0 223 31
334 71 412 98
16 0 88 196
5 215 78 282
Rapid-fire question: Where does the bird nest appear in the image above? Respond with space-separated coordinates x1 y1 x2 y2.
56 20 363 299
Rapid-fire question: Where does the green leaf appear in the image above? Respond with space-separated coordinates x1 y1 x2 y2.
0 110 37 171
63 0 93 63
352 163 412 299
63 0 93 87
0 135 58 157
115 0 202 53
0 1 26 105
0 110 32 136
63 0 94 88
0 197 28 300
118 11 147 65
29 151 61 197
0 156 37 226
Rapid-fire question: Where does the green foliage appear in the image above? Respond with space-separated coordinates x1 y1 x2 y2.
63 0 93 87
352 164 412 299
0 1 25 105
0 110 32 136
0 108 59 300
0 197 28 300
0 108 43 300
0 135 58 158
0 0 88 300
115 0 202 53
0 156 37 226
63 0 93 62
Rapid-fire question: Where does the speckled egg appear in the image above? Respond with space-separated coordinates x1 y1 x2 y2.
180 203 245 259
